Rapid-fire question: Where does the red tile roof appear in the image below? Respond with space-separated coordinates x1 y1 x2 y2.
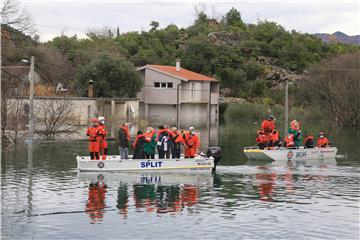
146 64 216 81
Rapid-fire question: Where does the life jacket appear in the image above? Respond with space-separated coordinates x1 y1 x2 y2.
317 137 329 148
170 130 184 143
132 134 145 149
86 126 99 142
261 120 275 132
304 135 314 147
121 125 131 141
184 133 200 149
285 134 295 147
156 128 169 141
271 130 279 142
97 124 108 141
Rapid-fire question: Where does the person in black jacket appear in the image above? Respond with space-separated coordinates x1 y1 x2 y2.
132 130 146 159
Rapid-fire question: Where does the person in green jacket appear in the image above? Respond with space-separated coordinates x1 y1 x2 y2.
144 127 157 159
288 120 302 147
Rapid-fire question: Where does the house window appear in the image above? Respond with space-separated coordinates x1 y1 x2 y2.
154 82 174 89
23 103 29 115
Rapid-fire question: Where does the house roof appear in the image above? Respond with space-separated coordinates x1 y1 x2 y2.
138 64 217 81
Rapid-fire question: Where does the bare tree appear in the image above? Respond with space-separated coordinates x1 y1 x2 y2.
1 0 35 35
7 97 27 142
35 98 76 140
302 52 360 128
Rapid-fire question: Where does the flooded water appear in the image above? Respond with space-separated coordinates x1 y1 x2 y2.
1 123 359 239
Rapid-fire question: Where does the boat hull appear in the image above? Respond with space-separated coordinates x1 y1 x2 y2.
76 155 214 173
244 147 338 162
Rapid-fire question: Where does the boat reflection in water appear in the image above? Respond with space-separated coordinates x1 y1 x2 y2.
79 172 213 220
85 175 108 224
253 158 336 202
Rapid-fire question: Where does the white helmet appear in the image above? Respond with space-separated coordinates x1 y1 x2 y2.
98 116 105 124
189 126 195 131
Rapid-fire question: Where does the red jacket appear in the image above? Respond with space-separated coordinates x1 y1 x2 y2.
86 127 99 141
285 134 295 147
261 120 275 132
97 124 108 141
317 137 329 148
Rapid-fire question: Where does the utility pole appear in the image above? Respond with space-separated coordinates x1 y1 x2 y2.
28 56 35 142
176 83 182 129
207 85 211 147
284 79 289 138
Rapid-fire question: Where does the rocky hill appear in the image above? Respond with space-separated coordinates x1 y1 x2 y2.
315 31 360 45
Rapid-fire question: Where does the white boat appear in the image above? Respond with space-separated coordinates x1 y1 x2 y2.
243 146 338 162
76 155 215 173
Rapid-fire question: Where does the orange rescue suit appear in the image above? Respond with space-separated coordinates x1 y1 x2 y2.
86 126 100 158
184 133 200 158
317 137 330 148
97 124 108 160
285 134 295 147
261 120 275 133
97 124 108 149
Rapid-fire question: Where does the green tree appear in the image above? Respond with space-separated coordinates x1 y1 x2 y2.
76 56 142 97
224 7 246 29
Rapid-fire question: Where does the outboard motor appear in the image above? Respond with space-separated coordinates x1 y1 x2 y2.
206 146 222 173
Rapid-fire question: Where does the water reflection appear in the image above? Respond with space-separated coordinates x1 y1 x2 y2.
80 172 210 218
86 176 108 224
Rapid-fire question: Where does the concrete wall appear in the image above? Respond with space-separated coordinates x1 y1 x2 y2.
140 68 182 105
7 97 140 137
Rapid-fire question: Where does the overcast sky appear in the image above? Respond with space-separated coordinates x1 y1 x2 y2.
20 0 360 41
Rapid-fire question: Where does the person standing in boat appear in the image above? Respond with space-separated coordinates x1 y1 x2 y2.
261 115 276 147
316 131 330 148
184 127 200 158
132 130 146 159
97 116 108 160
86 118 100 160
288 120 302 147
169 127 184 159
144 127 157 159
118 123 130 159
157 129 170 159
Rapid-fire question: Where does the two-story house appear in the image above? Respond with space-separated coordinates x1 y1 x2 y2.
137 61 219 128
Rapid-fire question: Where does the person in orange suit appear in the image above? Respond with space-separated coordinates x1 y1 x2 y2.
97 116 108 160
316 131 330 148
184 127 200 158
285 133 295 147
261 115 276 133
256 130 267 150
86 118 100 160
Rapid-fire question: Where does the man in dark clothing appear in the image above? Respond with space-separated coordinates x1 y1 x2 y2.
118 123 130 159
132 130 146 159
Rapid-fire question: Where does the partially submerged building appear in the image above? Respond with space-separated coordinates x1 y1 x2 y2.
137 61 219 128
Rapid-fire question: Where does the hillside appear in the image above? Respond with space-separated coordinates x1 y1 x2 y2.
3 8 360 103
315 31 360 45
